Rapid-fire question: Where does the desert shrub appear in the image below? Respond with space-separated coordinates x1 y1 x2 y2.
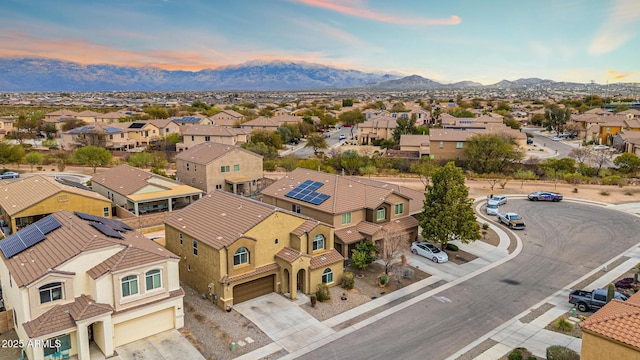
482 222 490 230
263 160 276 171
615 277 634 289
315 284 331 302
508 348 523 360
601 175 626 186
341 272 355 290
554 317 573 332
446 243 459 251
563 173 588 184
378 273 389 286
546 345 580 360
600 190 610 196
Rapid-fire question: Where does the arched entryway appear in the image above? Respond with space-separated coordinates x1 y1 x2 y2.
296 269 306 294
282 269 290 294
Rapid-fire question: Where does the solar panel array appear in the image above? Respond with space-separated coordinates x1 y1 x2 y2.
0 215 62 259
129 123 145 129
90 222 124 239
284 180 331 205
74 212 133 233
174 116 201 123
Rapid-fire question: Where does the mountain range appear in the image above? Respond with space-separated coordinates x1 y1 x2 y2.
0 58 590 92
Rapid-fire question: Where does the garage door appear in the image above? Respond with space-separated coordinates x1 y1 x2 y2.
233 275 275 304
114 307 174 347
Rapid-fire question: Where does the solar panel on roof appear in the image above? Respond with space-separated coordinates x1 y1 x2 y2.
19 227 46 248
33 216 62 234
90 222 124 239
75 212 102 222
284 180 330 205
0 234 27 258
129 123 145 129
74 212 132 232
0 215 62 259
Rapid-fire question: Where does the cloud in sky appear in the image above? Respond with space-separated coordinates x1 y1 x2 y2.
292 0 461 25
589 0 640 55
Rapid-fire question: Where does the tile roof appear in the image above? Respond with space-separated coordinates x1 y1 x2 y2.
290 219 320 237
359 117 398 129
275 247 308 263
356 221 382 236
181 124 243 136
580 292 640 350
46 110 79 117
175 142 261 165
219 263 279 284
88 245 170 279
309 249 343 269
240 117 280 128
91 164 184 196
334 226 365 244
261 168 423 215
165 190 316 250
23 295 113 337
384 215 419 232
0 175 109 216
2 210 178 288
67 124 122 134
400 134 430 147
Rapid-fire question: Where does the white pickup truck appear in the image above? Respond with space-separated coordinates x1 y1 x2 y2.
497 212 526 230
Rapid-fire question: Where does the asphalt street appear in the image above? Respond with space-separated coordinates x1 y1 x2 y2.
292 127 353 158
297 200 640 360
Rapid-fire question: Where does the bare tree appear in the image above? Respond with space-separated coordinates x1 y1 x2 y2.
568 147 591 165
589 150 611 172
379 227 410 275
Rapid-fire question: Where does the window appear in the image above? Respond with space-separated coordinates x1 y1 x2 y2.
274 238 279 244
109 135 113 140
121 275 138 297
103 207 109 217
313 234 324 251
193 240 198 256
205 136 211 142
191 136 195 141
439 141 444 148
44 334 71 357
606 127 611 133
179 233 183 245
376 207 386 221
395 203 403 215
292 204 301 213
322 268 333 283
221 165 230 173
194 165 197 172
186 163 190 171
234 247 248 265
215 184 222 190
233 164 240 171
341 212 351 225
39 282 63 304
145 269 161 290
456 142 464 149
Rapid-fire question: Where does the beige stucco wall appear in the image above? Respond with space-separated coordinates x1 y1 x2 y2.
27 274 75 320
429 140 466 160
309 261 343 292
110 261 172 312
261 196 335 225
581 332 640 360
91 182 129 208
332 209 365 230
58 247 122 298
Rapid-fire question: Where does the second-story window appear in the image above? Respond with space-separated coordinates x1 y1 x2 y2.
179 233 183 245
221 166 230 173
233 164 240 171
292 204 301 213
103 207 109 217
376 208 386 221
191 136 195 141
186 163 190 171
193 240 198 256
39 282 63 304
205 136 211 142
394 203 403 215
456 141 464 149
439 141 444 148
234 247 248 265
313 234 324 251
341 212 351 225
145 269 162 290
121 275 138 297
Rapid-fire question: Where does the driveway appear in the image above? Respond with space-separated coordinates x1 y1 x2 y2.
116 329 205 360
234 293 334 353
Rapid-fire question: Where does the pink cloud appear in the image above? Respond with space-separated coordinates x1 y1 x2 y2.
293 0 460 25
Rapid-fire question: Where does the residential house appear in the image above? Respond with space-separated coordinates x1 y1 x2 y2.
594 116 627 145
171 116 213 127
175 142 263 195
0 175 112 235
0 210 184 360
619 109 640 119
164 190 342 309
428 127 526 161
60 124 135 150
111 121 163 147
572 114 610 142
93 111 127 124
176 125 251 151
579 291 640 360
75 110 103 123
0 118 14 140
614 131 640 154
399 134 430 158
260 168 423 259
91 165 203 216
211 110 245 127
442 114 503 129
362 109 390 119
44 110 79 120
357 117 398 145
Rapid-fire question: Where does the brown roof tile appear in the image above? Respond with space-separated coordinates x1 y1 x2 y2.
91 164 184 196
2 210 179 288
23 295 113 337
181 124 243 136
334 226 365 244
356 221 382 236
399 134 430 147
290 219 320 237
88 246 169 279
309 249 343 269
175 142 261 165
219 263 279 284
275 247 307 263
580 292 640 350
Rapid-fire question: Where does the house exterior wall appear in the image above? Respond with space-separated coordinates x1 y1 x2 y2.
92 182 129 208
429 140 466 160
332 209 366 230
581 332 640 360
260 196 334 225
183 134 236 149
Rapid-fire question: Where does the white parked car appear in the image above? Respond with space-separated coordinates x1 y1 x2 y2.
411 242 448 263
593 145 609 150
339 134 346 140
486 199 500 215
487 195 507 205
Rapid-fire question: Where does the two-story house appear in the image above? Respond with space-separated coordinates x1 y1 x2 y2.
357 117 398 145
164 191 342 309
60 124 136 150
176 125 250 151
428 127 526 160
211 109 245 127
260 168 424 259
399 134 430 158
0 210 184 360
0 175 112 235
91 165 203 216
175 142 263 195
171 116 213 127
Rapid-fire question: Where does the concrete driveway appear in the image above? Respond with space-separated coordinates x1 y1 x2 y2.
234 293 334 353
116 329 204 360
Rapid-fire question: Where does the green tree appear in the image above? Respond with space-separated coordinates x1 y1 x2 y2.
61 118 86 131
72 146 112 173
359 164 377 178
340 150 363 175
539 157 575 174
342 99 354 107
143 105 169 119
305 133 328 154
392 114 417 143
0 142 25 166
276 126 293 144
250 129 283 149
338 109 365 137
41 123 58 138
463 134 524 174
128 152 154 168
530 113 545 126
42 138 59 149
448 108 475 118
419 162 481 250
514 169 537 188
544 105 572 135
350 241 378 269
614 152 640 174
241 142 278 160
503 117 522 130
51 150 70 171
410 157 438 190
391 102 408 113
25 151 44 172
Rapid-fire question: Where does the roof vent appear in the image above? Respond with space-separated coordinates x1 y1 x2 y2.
321 256 326 261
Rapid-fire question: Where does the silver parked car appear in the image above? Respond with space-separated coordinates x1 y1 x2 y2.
487 195 507 205
411 242 448 263
0 171 19 179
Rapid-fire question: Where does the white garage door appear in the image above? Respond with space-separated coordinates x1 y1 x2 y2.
114 307 174 347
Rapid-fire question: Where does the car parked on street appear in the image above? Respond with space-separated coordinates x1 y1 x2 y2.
569 288 628 312
593 145 609 150
486 199 500 216
526 138 533 145
339 134 346 140
528 191 563 202
487 195 507 205
411 242 448 263
497 212 526 230
0 171 20 179
551 136 561 141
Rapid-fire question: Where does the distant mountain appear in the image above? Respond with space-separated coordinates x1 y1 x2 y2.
485 78 583 89
0 58 401 91
373 74 443 90
448 80 484 88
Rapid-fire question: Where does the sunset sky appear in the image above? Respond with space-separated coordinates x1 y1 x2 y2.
1 0 639 84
